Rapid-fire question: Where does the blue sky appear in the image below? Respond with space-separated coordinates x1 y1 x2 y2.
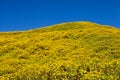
0 0 120 31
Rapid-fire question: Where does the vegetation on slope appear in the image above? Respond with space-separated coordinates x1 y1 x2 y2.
0 22 120 80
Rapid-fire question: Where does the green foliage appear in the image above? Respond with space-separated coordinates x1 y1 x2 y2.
0 22 120 80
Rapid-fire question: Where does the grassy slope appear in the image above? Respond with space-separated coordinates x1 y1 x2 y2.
0 22 120 80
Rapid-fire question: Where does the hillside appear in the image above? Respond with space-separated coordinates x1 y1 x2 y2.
0 22 120 80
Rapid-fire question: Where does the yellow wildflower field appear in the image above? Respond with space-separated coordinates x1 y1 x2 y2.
0 22 120 80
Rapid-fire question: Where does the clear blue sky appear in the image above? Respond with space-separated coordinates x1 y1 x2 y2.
0 0 120 31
